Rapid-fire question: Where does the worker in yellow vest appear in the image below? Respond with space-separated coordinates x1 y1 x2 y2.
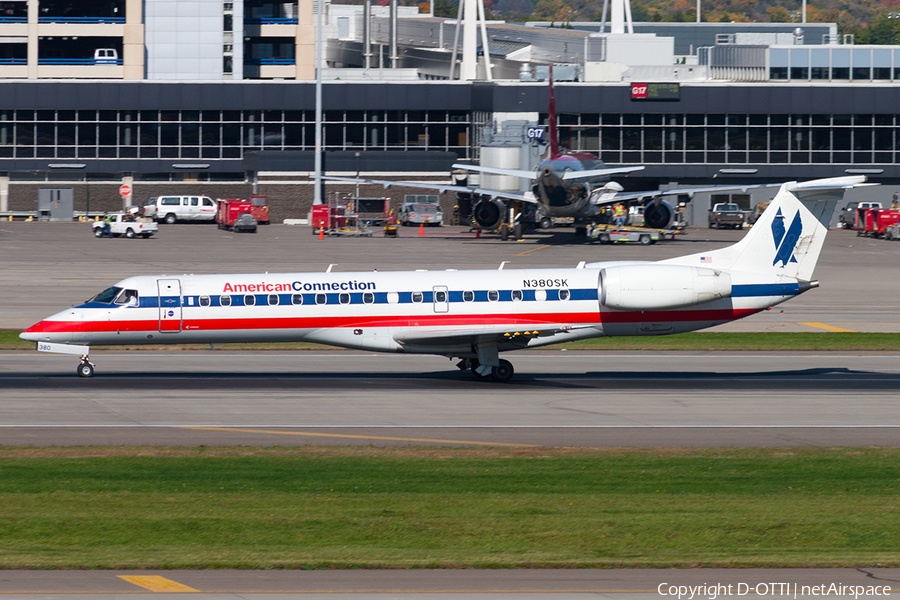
613 203 627 228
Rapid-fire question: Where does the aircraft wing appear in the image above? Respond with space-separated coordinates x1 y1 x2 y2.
560 166 645 180
394 324 595 350
450 163 539 180
321 175 538 203
590 183 783 206
450 163 645 181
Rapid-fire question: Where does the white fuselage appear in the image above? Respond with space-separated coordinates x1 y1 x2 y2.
21 264 799 357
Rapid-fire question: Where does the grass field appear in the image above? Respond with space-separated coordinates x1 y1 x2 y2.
4 330 900 352
2 447 899 569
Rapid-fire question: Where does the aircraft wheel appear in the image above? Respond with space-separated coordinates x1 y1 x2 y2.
491 360 514 383
125 228 135 238
639 234 652 246
513 222 523 239
469 360 491 379
599 233 611 245
500 223 509 241
77 362 94 378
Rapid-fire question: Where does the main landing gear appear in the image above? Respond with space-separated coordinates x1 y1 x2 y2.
456 358 515 383
77 354 95 378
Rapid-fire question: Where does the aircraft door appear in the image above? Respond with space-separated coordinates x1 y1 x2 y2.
433 286 449 313
157 279 183 332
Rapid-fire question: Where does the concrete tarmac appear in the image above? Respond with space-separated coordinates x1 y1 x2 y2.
3 351 900 447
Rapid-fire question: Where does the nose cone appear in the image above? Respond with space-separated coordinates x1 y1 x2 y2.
20 321 44 342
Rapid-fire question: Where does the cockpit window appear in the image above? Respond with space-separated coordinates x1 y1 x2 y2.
114 289 139 306
89 286 122 304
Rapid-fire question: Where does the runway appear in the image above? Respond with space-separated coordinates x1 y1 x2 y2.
4 350 900 447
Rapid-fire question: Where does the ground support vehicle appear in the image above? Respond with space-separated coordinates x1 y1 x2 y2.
217 197 270 230
399 197 442 226
310 201 374 237
857 208 900 238
232 213 258 233
353 198 391 227
843 201 882 229
93 214 158 239
884 223 900 240
708 203 745 229
588 224 664 245
144 195 217 223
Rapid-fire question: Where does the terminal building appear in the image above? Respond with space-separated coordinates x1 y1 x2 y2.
0 0 897 222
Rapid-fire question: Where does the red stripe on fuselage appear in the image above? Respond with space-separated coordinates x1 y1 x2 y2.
33 308 763 334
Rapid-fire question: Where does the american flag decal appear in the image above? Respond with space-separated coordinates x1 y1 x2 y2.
700 256 711 263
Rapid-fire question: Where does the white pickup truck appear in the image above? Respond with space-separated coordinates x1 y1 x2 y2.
93 213 159 239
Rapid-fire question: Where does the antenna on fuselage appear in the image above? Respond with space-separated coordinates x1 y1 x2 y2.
547 65 560 160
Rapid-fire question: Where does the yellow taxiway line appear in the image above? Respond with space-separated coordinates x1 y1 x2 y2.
118 575 198 592
514 244 551 256
799 321 857 333
181 426 539 447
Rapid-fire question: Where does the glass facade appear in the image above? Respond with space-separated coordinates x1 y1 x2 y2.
554 113 900 165
0 109 477 160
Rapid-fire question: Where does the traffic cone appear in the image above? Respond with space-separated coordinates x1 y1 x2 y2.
318 227 324 240
419 223 424 237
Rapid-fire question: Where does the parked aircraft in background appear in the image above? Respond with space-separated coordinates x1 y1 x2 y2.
20 177 867 382
324 68 769 238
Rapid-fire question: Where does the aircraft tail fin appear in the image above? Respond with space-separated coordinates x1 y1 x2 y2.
663 176 872 281
548 65 560 160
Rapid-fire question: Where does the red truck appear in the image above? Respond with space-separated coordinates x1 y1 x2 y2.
858 207 900 238
216 196 270 230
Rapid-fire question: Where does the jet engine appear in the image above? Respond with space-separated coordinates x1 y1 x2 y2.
472 198 506 230
642 200 674 229
600 264 732 311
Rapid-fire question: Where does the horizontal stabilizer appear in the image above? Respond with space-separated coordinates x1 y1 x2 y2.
561 166 645 180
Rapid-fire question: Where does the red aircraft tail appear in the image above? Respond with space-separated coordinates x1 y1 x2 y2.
547 65 560 160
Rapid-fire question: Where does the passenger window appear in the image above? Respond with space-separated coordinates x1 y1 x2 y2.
488 290 499 302
182 198 190 206
291 294 303 305
534 289 547 302
191 197 199 206
411 291 423 303
559 289 570 301
512 290 523 301
463 290 474 302
200 295 210 306
245 294 255 306
220 295 231 306
268 294 279 306
315 293 326 305
387 292 399 304
363 292 374 304
339 293 350 304
434 291 447 303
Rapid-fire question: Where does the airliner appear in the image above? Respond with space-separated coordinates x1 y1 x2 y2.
323 68 764 236
20 176 867 381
